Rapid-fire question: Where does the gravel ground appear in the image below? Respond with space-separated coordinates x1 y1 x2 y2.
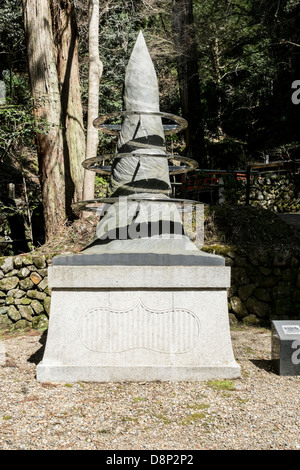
0 325 299 451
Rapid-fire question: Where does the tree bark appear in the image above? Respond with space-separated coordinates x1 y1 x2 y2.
82 0 103 203
23 0 86 240
50 0 86 214
211 35 224 138
23 0 66 240
172 0 205 165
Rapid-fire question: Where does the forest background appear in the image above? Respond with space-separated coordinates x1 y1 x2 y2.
0 0 300 253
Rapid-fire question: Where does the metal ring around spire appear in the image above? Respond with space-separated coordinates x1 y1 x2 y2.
72 196 202 214
82 154 198 175
93 111 188 136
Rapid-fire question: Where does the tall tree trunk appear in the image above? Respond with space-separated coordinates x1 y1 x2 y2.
83 0 103 203
172 0 205 165
211 35 224 139
23 0 66 240
50 0 86 214
23 0 85 241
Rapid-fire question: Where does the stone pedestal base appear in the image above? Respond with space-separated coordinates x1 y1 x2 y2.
36 265 240 382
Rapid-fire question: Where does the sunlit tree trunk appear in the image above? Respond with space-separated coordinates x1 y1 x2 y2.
50 0 86 214
23 0 85 240
211 35 224 139
23 0 66 240
82 0 103 203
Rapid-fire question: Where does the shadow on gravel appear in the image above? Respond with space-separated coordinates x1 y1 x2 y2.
251 359 276 374
28 330 47 365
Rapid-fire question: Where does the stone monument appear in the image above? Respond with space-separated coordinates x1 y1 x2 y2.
36 32 240 382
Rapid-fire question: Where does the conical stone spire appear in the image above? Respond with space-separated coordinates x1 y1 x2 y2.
110 31 171 196
82 31 197 254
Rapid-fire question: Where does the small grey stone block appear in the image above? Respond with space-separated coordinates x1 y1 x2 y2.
272 320 300 376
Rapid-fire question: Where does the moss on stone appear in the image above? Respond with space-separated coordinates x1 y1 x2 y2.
242 314 261 326
11 319 31 331
43 296 51 315
7 305 21 322
0 277 19 292
32 314 48 330
32 256 46 269
201 244 234 257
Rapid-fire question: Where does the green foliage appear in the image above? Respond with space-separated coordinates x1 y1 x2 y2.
77 0 179 156
0 99 40 161
94 175 110 198
0 0 36 160
0 51 43 253
194 0 276 139
0 0 26 71
222 171 246 204
192 0 300 163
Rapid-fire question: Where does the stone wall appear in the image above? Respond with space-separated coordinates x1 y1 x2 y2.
203 245 300 325
0 254 52 330
0 247 299 330
249 174 300 212
224 173 300 212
